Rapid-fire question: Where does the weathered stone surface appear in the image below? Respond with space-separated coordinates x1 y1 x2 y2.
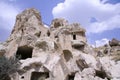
99 57 120 79
1 8 120 80
109 38 120 47
50 18 69 28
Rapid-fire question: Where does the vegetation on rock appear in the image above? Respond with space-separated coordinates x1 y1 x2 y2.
0 56 20 80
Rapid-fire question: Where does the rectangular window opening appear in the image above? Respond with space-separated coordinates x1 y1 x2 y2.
73 34 76 40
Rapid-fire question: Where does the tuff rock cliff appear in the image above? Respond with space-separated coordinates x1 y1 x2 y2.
0 8 120 80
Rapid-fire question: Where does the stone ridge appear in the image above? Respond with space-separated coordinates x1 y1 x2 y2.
0 8 120 80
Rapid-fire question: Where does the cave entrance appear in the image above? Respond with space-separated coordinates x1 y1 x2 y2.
47 30 50 37
95 70 110 80
73 34 76 40
16 46 33 60
63 50 73 62
68 75 74 80
30 72 49 80
66 74 75 80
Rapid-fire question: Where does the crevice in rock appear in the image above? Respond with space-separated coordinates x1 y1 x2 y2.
47 30 50 37
76 59 89 71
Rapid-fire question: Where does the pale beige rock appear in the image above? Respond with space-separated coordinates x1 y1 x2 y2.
99 57 120 79
1 8 119 80
44 54 60 72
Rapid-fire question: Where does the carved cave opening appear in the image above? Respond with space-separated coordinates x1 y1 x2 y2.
16 46 33 60
72 45 85 51
30 72 49 80
95 70 110 80
73 34 76 40
63 50 73 62
66 74 75 80
21 76 24 79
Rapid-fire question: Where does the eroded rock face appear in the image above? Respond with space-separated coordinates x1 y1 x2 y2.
50 18 69 28
109 38 120 47
1 8 120 80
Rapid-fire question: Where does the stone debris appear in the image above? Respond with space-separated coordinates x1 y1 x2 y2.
0 8 120 80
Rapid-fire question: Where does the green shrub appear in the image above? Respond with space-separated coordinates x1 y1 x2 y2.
0 56 20 80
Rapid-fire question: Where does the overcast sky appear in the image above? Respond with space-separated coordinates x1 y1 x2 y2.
0 0 120 47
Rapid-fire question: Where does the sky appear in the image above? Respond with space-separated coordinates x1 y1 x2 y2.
0 0 120 47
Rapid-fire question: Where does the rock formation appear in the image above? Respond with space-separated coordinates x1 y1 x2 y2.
0 8 120 80
109 38 120 47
